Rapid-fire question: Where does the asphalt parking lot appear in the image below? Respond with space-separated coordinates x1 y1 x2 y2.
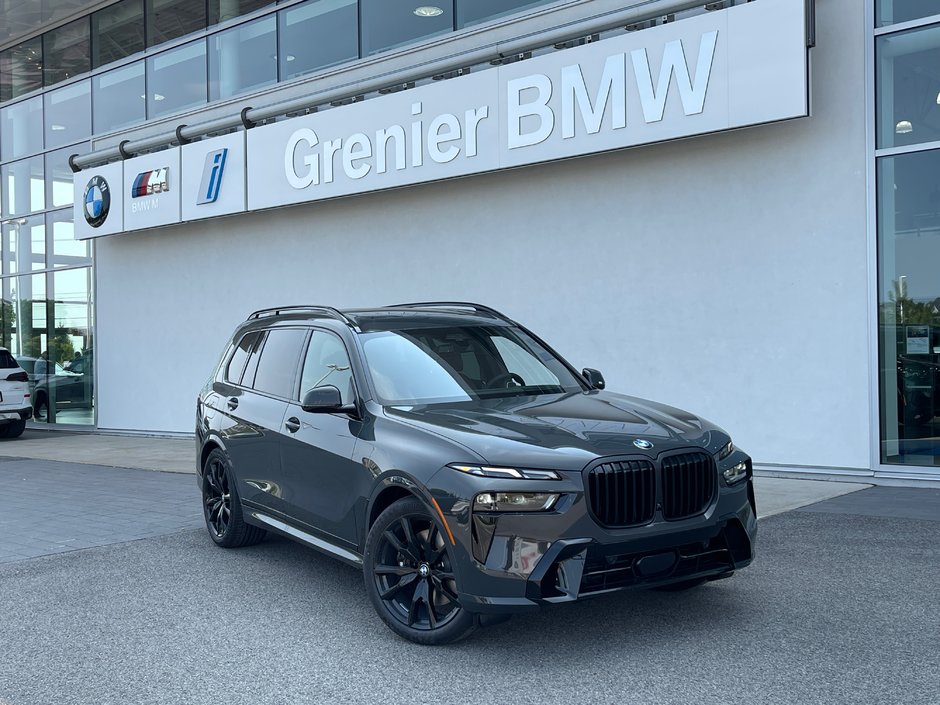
0 458 938 705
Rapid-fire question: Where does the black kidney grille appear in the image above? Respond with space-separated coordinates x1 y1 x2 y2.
661 451 716 520
587 459 656 526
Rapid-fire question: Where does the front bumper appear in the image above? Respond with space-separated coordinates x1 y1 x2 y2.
430 453 758 615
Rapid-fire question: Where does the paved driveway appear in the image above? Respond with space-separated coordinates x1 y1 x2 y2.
0 459 937 705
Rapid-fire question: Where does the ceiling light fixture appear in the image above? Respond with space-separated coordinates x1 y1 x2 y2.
414 6 443 17
936 91 940 105
50 124 65 131
896 120 913 134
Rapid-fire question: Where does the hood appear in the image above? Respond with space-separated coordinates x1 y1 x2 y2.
384 390 727 472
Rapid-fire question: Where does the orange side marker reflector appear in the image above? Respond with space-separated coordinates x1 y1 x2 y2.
430 496 456 545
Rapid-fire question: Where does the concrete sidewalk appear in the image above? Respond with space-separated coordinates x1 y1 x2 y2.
0 429 870 519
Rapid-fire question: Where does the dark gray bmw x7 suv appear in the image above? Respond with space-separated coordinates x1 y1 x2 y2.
196 302 756 644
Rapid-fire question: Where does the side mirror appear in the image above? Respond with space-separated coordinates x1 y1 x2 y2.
301 385 356 414
582 368 606 390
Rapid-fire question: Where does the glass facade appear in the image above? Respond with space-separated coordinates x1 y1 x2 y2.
877 13 940 469
207 15 277 101
0 0 557 430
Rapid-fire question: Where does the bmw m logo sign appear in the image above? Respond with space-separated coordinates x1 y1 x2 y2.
633 439 654 450
197 148 227 205
131 167 170 198
82 175 110 228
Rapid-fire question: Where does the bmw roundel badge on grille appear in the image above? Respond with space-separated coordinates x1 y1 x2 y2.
633 439 654 450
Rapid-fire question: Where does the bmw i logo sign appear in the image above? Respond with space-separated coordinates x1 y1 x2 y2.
633 439 654 450
83 175 110 228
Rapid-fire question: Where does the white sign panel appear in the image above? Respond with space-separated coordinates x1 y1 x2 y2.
181 132 247 222
73 162 124 240
249 70 500 211
72 0 808 238
249 0 807 211
122 148 181 231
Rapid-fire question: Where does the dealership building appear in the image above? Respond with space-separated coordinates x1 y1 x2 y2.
0 0 937 483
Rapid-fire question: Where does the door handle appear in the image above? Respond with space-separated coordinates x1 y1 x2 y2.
227 397 239 410
285 417 301 433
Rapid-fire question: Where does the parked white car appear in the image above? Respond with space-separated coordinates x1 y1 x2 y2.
0 347 32 438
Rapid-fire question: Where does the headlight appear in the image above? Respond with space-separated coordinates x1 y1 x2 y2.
718 440 735 460
449 464 561 480
723 460 749 485
474 492 559 512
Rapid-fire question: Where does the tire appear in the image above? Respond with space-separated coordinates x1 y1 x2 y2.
0 419 26 438
33 395 48 422
202 448 266 548
364 497 477 645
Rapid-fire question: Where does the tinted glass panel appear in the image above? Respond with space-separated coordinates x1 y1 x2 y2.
92 0 146 69
876 24 940 149
252 328 306 397
208 16 277 101
44 80 91 149
1 156 44 218
0 96 43 161
878 149 940 468
226 331 259 383
360 0 453 55
45 144 88 209
300 331 354 403
43 18 90 86
46 267 94 424
209 0 275 24
2 215 45 275
147 41 207 118
279 0 358 81
48 211 91 268
456 0 554 28
92 62 145 134
147 0 208 46
877 0 940 27
0 38 42 103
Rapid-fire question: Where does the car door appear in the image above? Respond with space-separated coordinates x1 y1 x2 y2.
216 329 297 515
279 328 370 546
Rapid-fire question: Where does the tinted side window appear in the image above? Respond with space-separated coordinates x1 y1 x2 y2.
252 328 307 398
0 350 18 368
225 332 259 384
241 331 266 389
300 331 355 404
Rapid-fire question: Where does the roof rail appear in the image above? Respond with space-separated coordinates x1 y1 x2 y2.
247 305 356 327
387 301 510 320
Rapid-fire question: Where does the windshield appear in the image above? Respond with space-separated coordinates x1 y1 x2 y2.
359 324 585 405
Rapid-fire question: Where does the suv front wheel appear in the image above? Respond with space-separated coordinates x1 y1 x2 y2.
364 497 477 645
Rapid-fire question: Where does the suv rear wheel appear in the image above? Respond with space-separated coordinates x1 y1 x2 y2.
202 448 266 548
364 497 477 645
0 419 26 438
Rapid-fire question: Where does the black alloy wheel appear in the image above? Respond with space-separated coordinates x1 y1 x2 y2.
201 448 266 548
365 497 476 645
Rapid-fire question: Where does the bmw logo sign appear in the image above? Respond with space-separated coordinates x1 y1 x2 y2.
633 439 654 450
83 175 110 228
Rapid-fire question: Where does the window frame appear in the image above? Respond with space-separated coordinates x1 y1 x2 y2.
296 326 361 404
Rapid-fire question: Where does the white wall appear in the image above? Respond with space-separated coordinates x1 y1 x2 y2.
95 0 871 470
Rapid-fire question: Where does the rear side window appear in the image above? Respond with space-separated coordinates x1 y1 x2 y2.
0 351 18 369
252 328 307 398
226 332 260 384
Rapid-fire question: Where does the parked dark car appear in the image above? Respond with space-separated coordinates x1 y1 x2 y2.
196 303 756 644
16 354 93 422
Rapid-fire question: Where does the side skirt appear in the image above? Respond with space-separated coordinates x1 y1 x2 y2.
248 510 363 568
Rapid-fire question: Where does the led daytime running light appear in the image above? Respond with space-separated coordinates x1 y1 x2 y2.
450 464 561 480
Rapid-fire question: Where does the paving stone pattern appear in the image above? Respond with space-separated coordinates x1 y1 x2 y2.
0 458 203 564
